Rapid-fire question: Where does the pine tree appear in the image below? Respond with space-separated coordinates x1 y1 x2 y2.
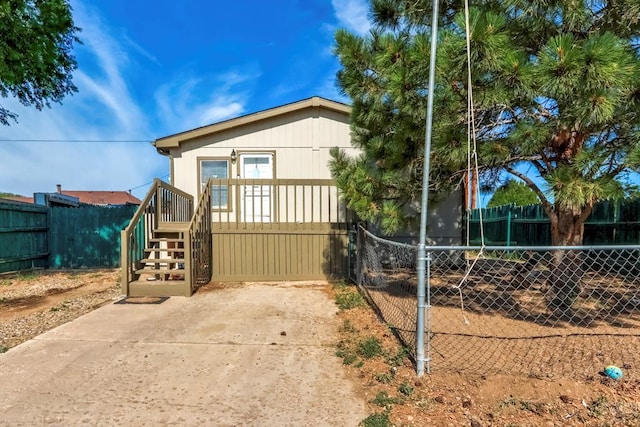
331 0 640 245
487 179 538 208
332 0 640 311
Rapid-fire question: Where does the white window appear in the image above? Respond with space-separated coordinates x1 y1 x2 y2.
200 159 229 209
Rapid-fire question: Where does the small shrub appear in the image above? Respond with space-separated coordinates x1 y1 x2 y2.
335 289 367 310
335 349 357 365
387 346 410 367
371 391 401 408
374 372 394 384
398 381 414 397
0 346 8 354
360 411 390 427
357 336 383 359
335 348 358 366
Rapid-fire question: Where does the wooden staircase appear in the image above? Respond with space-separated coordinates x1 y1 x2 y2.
121 179 212 297
128 222 189 297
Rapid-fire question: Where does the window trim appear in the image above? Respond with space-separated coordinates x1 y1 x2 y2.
197 157 232 212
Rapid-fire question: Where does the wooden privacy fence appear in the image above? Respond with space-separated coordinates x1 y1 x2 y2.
469 199 640 245
209 178 354 281
49 204 138 268
0 200 137 273
0 200 48 273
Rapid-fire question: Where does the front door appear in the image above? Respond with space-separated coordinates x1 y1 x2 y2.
240 154 273 222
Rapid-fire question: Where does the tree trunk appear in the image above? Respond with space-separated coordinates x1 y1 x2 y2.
547 206 586 315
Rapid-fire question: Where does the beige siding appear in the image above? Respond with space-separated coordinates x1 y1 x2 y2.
169 108 358 197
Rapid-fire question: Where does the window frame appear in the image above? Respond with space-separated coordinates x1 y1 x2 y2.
198 157 232 212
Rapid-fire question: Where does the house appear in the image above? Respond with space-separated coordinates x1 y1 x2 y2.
154 96 358 194
2 185 141 207
121 96 461 297
50 185 142 207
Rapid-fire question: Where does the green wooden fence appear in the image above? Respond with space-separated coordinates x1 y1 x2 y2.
0 202 137 273
468 199 640 245
49 205 138 269
0 201 49 273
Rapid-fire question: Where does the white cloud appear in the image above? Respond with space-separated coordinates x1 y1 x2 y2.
331 0 371 36
0 1 164 199
0 1 259 198
154 68 259 134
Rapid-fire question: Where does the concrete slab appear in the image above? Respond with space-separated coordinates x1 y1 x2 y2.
0 283 366 426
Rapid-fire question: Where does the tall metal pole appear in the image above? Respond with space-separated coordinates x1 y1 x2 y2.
416 0 440 377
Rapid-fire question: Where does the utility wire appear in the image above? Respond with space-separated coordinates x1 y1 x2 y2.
0 139 153 143
127 175 170 192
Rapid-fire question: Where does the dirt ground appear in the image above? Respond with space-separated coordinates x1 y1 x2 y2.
2 271 640 425
0 269 121 350
329 283 640 426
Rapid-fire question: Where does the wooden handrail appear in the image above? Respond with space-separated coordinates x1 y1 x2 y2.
188 179 213 289
157 179 193 201
120 179 195 295
122 178 161 237
208 178 351 228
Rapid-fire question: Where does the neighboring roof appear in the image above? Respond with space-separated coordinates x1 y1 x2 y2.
59 191 142 206
0 196 33 204
154 96 351 149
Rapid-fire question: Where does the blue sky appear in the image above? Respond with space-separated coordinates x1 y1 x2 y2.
0 0 371 199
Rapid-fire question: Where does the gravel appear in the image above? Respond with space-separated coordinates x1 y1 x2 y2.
0 270 122 350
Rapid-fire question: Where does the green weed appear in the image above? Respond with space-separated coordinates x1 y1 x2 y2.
374 372 394 384
335 341 358 366
17 272 39 281
0 346 8 354
387 346 410 367
357 336 383 359
360 411 390 427
398 381 414 397
371 391 401 408
336 350 357 365
589 396 608 418
335 289 367 310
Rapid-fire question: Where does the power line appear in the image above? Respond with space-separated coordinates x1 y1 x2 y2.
127 175 170 192
0 139 153 143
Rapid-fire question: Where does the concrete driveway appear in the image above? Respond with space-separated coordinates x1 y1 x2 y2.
0 282 366 426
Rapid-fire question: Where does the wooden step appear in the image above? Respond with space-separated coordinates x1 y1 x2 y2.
149 238 185 243
140 258 185 264
135 267 185 275
145 247 186 253
156 222 189 233
128 280 191 297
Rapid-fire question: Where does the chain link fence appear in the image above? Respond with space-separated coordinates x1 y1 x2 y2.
356 226 640 379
